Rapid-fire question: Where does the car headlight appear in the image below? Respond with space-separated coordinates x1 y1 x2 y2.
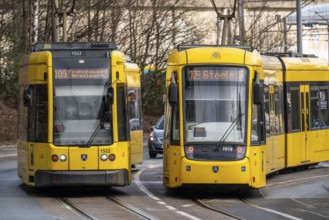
150 132 155 141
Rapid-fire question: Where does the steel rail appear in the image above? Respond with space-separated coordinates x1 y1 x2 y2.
106 195 156 220
194 198 245 220
58 197 96 220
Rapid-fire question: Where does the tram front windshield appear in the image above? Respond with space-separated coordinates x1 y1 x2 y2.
184 66 247 144
53 57 112 146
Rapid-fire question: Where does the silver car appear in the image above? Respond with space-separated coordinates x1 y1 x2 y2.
148 115 164 158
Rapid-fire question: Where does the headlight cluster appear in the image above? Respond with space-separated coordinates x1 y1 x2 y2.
186 146 194 159
100 154 116 162
149 132 156 141
236 146 246 160
184 145 246 160
51 154 67 162
51 153 116 162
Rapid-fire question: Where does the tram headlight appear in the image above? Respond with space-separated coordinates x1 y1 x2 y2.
59 154 67 162
236 146 246 159
109 154 116 161
185 146 194 159
100 154 108 161
51 154 59 162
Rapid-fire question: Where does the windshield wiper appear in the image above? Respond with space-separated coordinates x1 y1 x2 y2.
85 110 111 148
188 122 204 130
215 112 244 150
84 79 118 148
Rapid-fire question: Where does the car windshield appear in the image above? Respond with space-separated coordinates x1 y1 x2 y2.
184 66 248 144
53 57 113 146
155 116 164 130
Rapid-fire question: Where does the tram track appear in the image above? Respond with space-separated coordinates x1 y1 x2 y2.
194 197 305 220
57 195 156 220
57 197 96 220
193 198 245 220
105 195 156 220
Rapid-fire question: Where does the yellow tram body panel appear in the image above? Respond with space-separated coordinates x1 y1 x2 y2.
180 159 251 185
130 130 143 165
17 43 133 187
282 57 329 168
163 142 266 189
262 55 286 174
18 140 130 187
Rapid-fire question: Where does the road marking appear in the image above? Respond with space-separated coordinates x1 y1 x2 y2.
134 169 161 201
296 208 329 219
243 199 302 220
134 168 202 220
291 198 315 208
166 206 176 210
147 164 162 169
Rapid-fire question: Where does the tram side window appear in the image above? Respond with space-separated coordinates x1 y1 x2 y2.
128 88 142 131
310 84 329 129
18 86 28 141
279 86 285 133
26 85 48 142
35 85 48 142
287 86 300 132
117 86 128 141
264 85 270 135
171 105 180 143
251 104 259 143
275 86 284 134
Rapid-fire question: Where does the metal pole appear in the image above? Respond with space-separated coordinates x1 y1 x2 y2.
32 0 39 44
172 8 176 47
238 0 245 45
227 9 232 45
216 17 221 45
52 0 59 42
63 11 67 42
222 15 228 45
283 17 288 53
296 0 303 53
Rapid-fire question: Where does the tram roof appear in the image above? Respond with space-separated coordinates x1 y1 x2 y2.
176 44 252 52
281 56 329 70
33 42 117 52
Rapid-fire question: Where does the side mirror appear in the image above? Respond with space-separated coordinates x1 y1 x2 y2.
168 83 177 105
23 88 32 107
253 84 263 105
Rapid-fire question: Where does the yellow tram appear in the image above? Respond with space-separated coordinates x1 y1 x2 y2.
17 42 142 187
163 45 329 189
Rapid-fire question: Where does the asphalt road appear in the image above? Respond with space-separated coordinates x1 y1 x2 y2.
1 143 328 220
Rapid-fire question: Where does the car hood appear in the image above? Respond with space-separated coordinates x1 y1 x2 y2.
153 128 163 139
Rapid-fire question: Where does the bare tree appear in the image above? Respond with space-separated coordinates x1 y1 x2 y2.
0 0 207 113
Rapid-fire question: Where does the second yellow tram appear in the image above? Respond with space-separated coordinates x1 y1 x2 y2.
163 45 329 189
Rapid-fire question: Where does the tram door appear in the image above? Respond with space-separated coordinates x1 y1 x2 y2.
299 85 311 164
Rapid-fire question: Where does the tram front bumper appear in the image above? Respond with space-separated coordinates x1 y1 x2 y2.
34 169 129 187
180 158 252 186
